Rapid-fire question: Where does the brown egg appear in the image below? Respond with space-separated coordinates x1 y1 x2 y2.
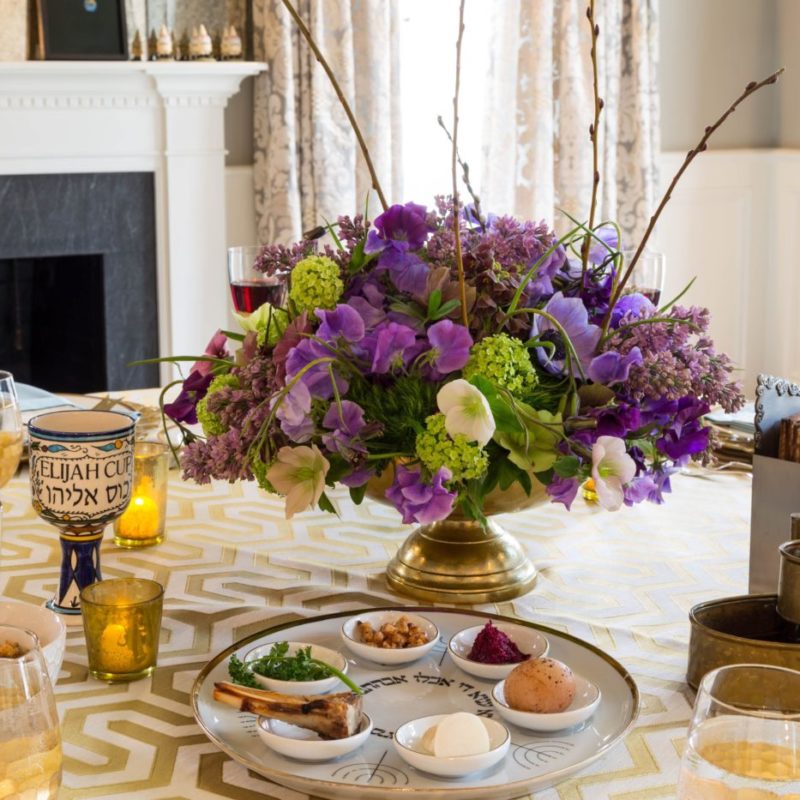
504 657 576 713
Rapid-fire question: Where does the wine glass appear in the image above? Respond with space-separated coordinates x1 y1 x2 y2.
227 245 289 313
623 250 665 306
28 410 136 616
0 371 23 489
0 624 62 799
677 664 800 798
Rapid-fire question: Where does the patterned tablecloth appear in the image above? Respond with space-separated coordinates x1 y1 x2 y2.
0 425 752 799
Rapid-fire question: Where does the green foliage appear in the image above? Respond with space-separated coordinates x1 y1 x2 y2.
228 654 260 688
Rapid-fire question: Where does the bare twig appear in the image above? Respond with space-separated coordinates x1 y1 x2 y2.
602 67 784 332
437 115 485 231
451 0 469 327
580 0 602 276
280 0 388 212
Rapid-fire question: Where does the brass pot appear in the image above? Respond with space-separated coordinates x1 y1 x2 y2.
366 465 547 604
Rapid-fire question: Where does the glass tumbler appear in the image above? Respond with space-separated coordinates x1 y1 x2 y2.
81 578 164 682
677 663 800 798
113 441 169 548
0 625 62 800
0 371 23 489
227 245 289 313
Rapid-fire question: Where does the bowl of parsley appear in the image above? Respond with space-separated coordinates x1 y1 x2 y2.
232 641 355 696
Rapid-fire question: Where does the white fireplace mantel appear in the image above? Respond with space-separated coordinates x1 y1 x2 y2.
0 61 265 379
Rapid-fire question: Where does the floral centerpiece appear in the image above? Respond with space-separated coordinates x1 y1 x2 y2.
157 0 778 601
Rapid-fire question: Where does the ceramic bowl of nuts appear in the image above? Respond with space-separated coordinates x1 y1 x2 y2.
340 610 439 666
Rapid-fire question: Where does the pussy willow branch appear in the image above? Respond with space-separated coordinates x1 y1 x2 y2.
451 0 469 327
580 0 602 276
602 66 784 333
437 115 486 231
280 0 388 212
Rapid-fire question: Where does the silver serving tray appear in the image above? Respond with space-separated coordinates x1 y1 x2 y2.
191 607 639 800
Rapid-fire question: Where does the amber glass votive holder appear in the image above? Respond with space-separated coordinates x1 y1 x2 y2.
113 441 169 548
80 578 164 682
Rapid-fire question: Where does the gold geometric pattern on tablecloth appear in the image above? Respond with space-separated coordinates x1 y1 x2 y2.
0 450 753 799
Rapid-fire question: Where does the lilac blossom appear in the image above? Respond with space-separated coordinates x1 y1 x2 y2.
531 292 600 376
385 465 456 525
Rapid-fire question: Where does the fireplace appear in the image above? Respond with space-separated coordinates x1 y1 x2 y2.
0 173 159 392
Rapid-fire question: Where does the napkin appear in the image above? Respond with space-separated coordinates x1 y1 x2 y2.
16 383 77 422
705 403 755 435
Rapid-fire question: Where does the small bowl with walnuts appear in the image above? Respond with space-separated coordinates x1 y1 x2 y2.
340 610 439 665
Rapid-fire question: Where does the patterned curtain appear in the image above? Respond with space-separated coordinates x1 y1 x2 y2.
252 0 403 244
481 0 660 247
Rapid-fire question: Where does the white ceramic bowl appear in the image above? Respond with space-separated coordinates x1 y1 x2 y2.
393 713 510 778
0 601 66 685
491 675 601 732
243 641 349 695
340 611 439 666
448 623 549 681
257 713 373 761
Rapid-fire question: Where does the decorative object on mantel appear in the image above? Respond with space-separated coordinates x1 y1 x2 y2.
35 0 128 60
221 25 243 61
189 24 214 61
750 373 800 592
0 0 29 60
154 24 173 60
160 0 778 603
130 29 143 60
147 27 157 60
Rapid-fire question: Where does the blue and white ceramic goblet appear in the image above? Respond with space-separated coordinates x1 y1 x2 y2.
28 410 136 615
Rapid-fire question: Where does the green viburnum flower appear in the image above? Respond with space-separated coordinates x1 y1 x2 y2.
415 413 488 483
288 256 343 313
493 403 563 473
463 334 537 396
196 373 240 437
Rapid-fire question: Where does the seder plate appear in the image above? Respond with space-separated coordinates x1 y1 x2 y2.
191 607 639 800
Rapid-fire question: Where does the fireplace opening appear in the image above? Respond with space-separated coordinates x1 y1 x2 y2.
0 172 159 392
0 255 107 393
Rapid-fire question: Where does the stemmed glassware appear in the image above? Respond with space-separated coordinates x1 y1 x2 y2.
0 371 23 490
0 624 62 799
227 246 289 313
677 664 800 798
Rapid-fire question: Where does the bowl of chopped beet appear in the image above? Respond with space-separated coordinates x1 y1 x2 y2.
448 621 548 680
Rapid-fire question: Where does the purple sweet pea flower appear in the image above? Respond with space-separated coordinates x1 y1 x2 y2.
656 397 710 460
524 243 567 303
385 465 456 525
546 475 580 510
426 319 473 375
192 330 229 376
530 292 600 376
285 339 348 399
316 305 365 344
365 202 432 254
340 466 376 488
346 277 387 330
610 293 656 328
164 369 213 425
380 248 430 295
365 321 418 374
322 400 368 459
588 225 619 265
623 475 658 506
274 381 314 443
588 347 644 385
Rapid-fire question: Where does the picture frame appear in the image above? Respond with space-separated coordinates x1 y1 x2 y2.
36 0 128 60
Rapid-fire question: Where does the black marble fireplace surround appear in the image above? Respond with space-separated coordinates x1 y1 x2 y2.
0 173 159 392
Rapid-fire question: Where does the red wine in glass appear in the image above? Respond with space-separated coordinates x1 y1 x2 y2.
639 287 662 306
229 279 287 313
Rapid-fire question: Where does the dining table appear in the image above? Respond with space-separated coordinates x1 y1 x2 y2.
0 391 753 799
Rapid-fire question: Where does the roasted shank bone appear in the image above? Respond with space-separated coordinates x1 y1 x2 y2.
213 681 363 740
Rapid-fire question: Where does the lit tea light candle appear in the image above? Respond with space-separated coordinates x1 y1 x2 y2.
98 622 138 674
116 486 160 540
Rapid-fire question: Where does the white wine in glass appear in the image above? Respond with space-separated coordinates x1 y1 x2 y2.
0 372 23 488
678 664 800 798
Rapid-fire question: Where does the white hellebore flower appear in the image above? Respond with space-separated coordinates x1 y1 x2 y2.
436 379 495 446
591 435 637 512
266 445 330 520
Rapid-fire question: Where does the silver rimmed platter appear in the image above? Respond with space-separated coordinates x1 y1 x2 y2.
191 608 639 800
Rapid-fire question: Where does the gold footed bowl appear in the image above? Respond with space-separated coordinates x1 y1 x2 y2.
366 469 548 604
